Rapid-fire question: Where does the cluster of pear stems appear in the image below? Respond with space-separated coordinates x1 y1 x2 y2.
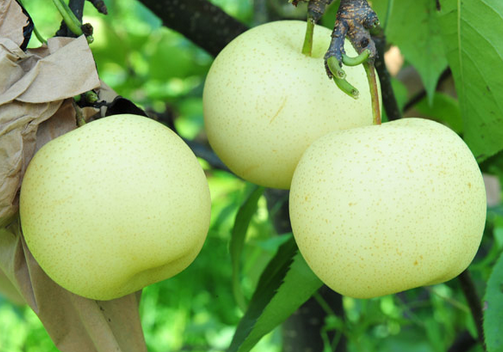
301 0 486 350
299 0 381 125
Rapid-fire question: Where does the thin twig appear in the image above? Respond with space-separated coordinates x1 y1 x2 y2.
138 0 248 57
447 330 477 352
372 27 402 121
458 269 486 351
87 0 107 14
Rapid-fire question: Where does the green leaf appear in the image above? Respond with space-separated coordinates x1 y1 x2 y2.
415 92 463 133
228 235 297 352
228 236 323 352
147 30 210 81
483 252 503 352
370 0 391 30
230 185 265 312
241 251 323 351
384 0 448 103
437 1 503 160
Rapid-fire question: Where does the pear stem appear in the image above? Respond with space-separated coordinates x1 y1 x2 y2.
327 56 346 80
302 18 315 56
72 100 87 127
342 49 371 66
333 76 359 99
33 25 47 44
363 61 381 125
52 0 83 37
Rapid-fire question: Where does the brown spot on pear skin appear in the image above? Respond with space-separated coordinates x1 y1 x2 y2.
269 97 288 124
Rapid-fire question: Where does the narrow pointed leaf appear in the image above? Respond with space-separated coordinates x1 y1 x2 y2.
228 235 297 352
228 235 323 352
230 185 265 311
239 251 323 351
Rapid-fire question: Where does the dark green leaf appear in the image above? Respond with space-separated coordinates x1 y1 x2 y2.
437 1 503 160
415 92 463 133
240 251 323 351
230 185 265 311
384 0 448 102
228 235 297 352
484 252 503 352
370 0 391 30
228 236 323 352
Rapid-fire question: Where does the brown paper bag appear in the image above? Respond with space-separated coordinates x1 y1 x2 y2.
1 2 148 350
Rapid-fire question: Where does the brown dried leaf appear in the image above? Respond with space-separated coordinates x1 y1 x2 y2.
0 100 63 227
0 0 29 47
1 36 100 104
0 35 100 226
0 23 147 352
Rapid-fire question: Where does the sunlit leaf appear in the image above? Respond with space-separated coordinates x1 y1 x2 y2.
415 92 462 133
230 185 265 312
379 0 448 102
228 236 323 352
437 0 503 160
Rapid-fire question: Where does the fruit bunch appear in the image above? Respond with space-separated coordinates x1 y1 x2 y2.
19 20 486 302
203 21 486 298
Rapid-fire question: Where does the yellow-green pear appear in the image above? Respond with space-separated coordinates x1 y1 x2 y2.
203 20 374 189
289 118 486 299
20 114 211 300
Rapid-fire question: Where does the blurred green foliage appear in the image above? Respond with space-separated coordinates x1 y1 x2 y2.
1 0 502 351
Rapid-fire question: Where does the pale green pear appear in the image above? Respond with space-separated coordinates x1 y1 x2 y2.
290 118 486 298
203 20 374 189
20 114 211 300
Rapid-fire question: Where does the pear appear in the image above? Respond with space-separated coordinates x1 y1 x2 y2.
20 114 211 300
203 20 374 189
289 118 486 298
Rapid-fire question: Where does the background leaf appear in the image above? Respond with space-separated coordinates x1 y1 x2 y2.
228 235 297 352
230 185 265 312
239 251 323 352
374 0 448 103
437 0 503 160
415 92 462 133
483 252 503 352
228 236 323 352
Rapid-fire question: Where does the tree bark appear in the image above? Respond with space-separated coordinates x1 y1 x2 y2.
56 0 86 37
138 0 248 57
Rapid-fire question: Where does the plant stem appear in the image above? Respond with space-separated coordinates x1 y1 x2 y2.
72 100 86 127
53 0 83 36
327 56 347 79
363 62 381 125
372 28 402 121
302 18 315 56
333 76 359 99
33 25 47 44
458 269 487 351
342 49 370 66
